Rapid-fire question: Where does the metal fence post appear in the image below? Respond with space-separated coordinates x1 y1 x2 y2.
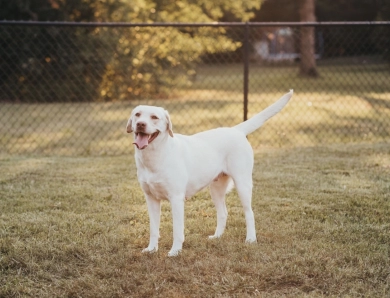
243 22 250 122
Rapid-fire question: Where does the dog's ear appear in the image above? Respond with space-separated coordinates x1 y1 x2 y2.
126 116 133 133
165 110 174 137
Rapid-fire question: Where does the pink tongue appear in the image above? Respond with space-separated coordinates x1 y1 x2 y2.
133 133 149 149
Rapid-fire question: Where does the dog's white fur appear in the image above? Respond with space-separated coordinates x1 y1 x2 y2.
127 90 293 256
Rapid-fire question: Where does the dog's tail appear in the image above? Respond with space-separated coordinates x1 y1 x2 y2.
233 90 293 136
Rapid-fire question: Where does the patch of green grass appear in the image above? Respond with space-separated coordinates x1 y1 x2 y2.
1 143 389 297
1 63 389 155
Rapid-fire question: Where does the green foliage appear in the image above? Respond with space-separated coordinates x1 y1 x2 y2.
0 0 260 102
97 26 242 101
81 0 260 101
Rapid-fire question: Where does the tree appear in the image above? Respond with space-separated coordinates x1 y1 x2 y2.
298 0 318 77
375 0 390 62
316 0 378 21
251 0 389 68
89 0 261 101
0 0 262 101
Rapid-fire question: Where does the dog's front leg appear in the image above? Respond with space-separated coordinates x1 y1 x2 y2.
168 196 185 257
142 196 161 254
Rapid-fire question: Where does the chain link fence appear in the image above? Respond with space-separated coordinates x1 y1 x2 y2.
1 21 389 155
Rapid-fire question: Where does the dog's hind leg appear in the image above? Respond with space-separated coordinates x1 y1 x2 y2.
233 175 257 243
226 141 257 243
209 175 232 239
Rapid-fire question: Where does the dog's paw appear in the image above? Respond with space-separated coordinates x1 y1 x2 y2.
245 238 257 244
142 246 158 254
167 248 182 257
208 234 222 240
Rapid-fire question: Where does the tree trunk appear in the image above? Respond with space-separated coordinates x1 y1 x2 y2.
299 0 318 77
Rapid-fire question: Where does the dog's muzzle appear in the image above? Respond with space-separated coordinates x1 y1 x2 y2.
133 131 160 150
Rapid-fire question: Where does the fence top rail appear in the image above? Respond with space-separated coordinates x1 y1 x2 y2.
1 20 390 27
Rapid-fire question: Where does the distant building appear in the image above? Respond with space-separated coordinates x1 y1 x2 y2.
254 27 323 62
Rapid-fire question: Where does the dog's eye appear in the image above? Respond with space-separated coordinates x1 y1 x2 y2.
135 113 141 117
151 115 159 120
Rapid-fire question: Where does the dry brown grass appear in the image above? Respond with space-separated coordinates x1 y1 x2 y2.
1 142 389 297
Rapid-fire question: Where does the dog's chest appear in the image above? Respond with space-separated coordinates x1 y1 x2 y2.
137 165 172 200
136 153 185 200
140 179 169 200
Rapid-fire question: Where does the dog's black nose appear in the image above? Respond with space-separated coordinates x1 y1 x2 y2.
136 122 146 129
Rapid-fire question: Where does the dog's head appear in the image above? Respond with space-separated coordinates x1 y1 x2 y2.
126 105 173 150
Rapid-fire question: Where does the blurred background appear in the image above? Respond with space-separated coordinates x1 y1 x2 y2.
0 0 389 155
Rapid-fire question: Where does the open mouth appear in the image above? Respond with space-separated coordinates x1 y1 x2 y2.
133 131 160 150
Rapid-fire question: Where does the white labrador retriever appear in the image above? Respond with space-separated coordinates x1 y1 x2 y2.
127 90 293 256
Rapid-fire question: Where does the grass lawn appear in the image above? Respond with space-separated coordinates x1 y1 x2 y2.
1 142 389 297
1 62 389 155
